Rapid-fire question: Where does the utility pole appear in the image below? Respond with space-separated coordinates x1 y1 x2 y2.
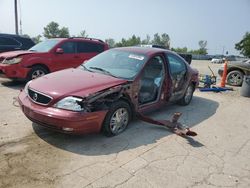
14 0 19 35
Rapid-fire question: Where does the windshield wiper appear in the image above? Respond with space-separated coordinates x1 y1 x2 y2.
89 66 116 77
29 49 37 52
79 64 95 72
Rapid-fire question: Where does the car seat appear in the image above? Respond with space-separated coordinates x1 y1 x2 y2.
139 58 163 104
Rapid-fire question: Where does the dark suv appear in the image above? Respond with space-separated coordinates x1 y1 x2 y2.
0 33 35 53
0 37 109 81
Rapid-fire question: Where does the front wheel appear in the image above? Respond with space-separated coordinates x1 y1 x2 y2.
27 65 48 81
178 84 194 106
102 101 131 137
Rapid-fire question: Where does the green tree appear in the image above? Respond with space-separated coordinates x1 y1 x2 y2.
105 38 115 48
141 34 151 44
152 33 170 49
235 32 250 57
115 35 141 47
32 35 42 44
59 27 70 38
171 47 188 53
78 30 88 37
197 40 208 55
43 21 70 38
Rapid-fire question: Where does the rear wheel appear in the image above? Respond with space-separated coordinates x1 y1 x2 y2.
178 84 194 106
102 100 131 137
226 70 244 86
27 65 48 81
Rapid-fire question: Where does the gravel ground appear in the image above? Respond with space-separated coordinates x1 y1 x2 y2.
0 60 250 188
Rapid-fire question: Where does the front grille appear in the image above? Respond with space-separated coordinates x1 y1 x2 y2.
28 88 52 105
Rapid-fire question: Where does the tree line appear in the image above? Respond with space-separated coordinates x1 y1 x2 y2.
26 21 250 57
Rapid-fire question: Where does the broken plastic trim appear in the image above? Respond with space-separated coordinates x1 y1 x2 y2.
80 83 131 112
137 112 197 137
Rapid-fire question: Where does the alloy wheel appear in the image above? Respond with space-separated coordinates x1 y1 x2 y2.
110 108 129 134
31 70 45 79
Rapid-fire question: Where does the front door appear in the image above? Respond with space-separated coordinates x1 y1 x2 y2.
166 53 188 101
52 41 80 71
138 55 166 113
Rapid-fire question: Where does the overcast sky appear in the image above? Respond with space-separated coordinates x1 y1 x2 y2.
0 0 250 55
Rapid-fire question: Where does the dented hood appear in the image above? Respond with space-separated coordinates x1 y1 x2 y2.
29 68 127 99
0 50 35 59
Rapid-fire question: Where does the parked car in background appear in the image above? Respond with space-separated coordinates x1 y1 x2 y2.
218 59 250 86
211 57 224 64
18 47 199 136
0 33 35 53
0 37 108 81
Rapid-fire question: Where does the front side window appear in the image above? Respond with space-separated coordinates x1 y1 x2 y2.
82 49 147 80
167 53 186 76
29 39 59 52
60 41 76 54
77 42 104 53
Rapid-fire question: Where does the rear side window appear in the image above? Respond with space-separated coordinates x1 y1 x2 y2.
166 53 186 75
0 37 20 46
77 41 104 53
60 41 76 54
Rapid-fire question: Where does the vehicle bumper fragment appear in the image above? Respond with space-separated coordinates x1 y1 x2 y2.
137 112 197 136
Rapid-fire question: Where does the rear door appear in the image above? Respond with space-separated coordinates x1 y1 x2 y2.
77 41 104 63
165 53 188 100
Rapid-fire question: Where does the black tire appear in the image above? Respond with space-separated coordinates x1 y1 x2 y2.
102 100 131 137
178 84 194 106
27 65 48 81
226 70 244 86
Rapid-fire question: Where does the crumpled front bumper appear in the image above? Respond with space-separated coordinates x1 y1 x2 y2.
0 63 30 79
18 90 108 134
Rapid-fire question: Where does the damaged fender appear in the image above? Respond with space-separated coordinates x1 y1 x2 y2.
81 83 132 112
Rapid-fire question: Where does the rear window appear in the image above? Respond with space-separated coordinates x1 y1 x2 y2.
77 41 104 53
0 37 20 46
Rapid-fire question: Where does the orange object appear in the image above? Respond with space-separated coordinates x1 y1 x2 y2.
220 60 228 87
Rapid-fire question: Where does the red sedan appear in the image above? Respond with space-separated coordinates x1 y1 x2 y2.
18 47 199 136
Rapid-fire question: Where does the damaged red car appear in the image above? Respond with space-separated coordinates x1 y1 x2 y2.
18 47 199 136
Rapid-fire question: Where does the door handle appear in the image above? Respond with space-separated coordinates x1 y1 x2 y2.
74 56 80 58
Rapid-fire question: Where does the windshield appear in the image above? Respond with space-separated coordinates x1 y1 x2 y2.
82 49 147 80
29 39 59 52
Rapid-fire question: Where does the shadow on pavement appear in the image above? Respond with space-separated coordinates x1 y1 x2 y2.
0 79 25 91
33 96 218 155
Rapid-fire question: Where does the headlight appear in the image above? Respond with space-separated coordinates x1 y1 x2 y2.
54 96 84 111
24 81 32 94
2 57 22 64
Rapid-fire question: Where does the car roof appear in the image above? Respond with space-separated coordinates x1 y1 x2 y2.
114 46 172 56
0 33 31 39
48 37 105 44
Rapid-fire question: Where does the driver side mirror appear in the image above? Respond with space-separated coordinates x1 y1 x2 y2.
55 48 64 54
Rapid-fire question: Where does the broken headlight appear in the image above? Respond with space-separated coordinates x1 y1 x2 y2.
2 57 22 65
54 96 84 112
